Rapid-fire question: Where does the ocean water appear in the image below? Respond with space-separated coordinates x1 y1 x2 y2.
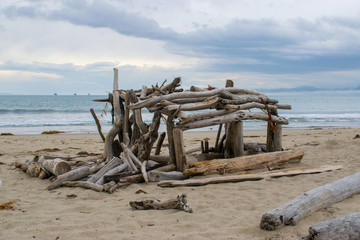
0 91 359 135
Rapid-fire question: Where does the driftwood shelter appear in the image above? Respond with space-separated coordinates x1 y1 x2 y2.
94 68 291 173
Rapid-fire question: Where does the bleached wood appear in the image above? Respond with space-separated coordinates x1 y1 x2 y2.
224 121 244 158
42 158 71 177
141 161 149 184
173 128 187 172
300 212 360 240
87 157 122 183
128 87 271 110
155 132 166 155
158 165 342 187
47 166 91 190
129 193 193 213
148 171 186 182
90 108 105 142
178 109 237 124
184 150 304 176
62 181 103 192
164 97 220 111
260 171 360 231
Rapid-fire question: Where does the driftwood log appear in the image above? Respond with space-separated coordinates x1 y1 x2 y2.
260 171 360 230
62 181 103 192
129 193 193 213
184 150 304 177
299 212 360 240
158 165 342 187
42 158 71 176
47 166 91 190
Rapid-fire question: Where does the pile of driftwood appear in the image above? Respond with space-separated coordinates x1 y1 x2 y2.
15 69 342 194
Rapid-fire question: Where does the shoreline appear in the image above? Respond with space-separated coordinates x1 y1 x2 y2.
1 128 360 239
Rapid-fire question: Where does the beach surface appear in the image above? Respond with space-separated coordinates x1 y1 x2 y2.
1 128 359 240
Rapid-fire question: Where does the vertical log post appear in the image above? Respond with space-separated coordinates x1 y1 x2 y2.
173 128 187 172
224 121 244 158
266 110 282 152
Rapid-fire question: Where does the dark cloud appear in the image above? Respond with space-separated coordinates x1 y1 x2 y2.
2 1 360 76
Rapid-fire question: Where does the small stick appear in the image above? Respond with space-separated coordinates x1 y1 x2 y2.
141 161 149 184
155 132 166 155
90 108 105 142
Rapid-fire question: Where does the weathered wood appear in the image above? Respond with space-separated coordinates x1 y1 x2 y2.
160 77 181 93
103 68 122 160
90 108 105 142
119 164 176 184
244 142 267 153
224 121 244 158
129 193 192 213
129 89 148 134
184 150 304 177
158 165 342 187
62 181 103 192
26 162 42 177
260 171 360 231
300 212 360 240
42 158 71 177
123 90 130 145
190 86 206 92
87 156 122 183
148 171 186 182
155 132 166 155
148 155 171 164
173 128 187 172
179 112 288 131
164 96 221 111
214 124 223 151
141 161 149 184
47 166 91 190
140 85 148 99
128 87 271 110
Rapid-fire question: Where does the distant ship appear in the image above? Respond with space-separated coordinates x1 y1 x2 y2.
73 93 77 96
54 93 58 96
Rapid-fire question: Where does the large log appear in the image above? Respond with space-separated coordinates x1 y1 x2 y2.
300 212 360 240
183 150 304 177
47 166 91 190
158 165 342 187
42 158 71 177
260 171 360 231
172 128 187 172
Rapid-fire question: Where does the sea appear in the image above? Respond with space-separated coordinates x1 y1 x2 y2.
0 91 359 135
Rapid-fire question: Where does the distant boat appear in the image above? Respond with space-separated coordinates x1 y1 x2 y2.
73 93 77 96
54 93 58 96
88 93 90 96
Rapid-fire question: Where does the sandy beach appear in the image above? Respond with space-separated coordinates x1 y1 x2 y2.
1 128 360 240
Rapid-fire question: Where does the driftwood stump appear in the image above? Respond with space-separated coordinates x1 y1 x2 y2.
129 193 193 213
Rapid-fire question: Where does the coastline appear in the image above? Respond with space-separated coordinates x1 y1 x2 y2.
1 128 360 239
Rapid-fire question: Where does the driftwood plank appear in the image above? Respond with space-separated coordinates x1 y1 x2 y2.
183 150 304 177
62 181 103 192
260 171 360 230
158 165 342 187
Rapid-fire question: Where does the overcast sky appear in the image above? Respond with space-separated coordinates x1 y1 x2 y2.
1 0 360 95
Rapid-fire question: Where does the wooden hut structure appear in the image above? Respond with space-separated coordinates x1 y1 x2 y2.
95 68 291 172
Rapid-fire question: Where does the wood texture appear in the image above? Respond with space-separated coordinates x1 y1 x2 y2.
172 128 187 172
260 171 360 230
300 212 360 240
129 193 193 213
158 165 342 187
42 158 71 177
47 166 91 190
184 150 304 177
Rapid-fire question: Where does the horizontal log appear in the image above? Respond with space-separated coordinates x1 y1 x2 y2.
42 158 71 177
178 109 237 124
183 150 304 177
119 164 176 184
47 166 91 190
148 170 186 182
164 97 220 111
62 181 103 192
260 171 360 230
158 165 342 187
87 157 122 183
128 88 272 110
179 112 288 131
300 212 360 240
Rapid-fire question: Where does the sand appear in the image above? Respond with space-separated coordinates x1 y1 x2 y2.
1 128 360 240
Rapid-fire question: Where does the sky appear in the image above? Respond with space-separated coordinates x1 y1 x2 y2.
1 0 360 95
